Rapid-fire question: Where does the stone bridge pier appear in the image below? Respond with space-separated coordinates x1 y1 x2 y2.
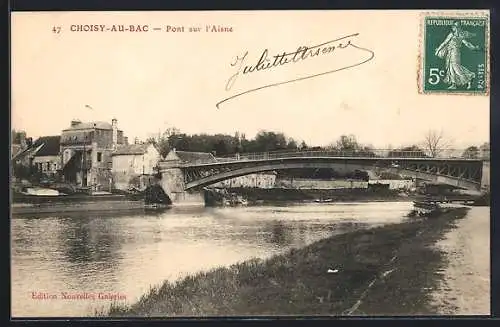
159 166 204 205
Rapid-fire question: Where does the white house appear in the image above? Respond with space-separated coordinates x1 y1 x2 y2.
111 143 161 190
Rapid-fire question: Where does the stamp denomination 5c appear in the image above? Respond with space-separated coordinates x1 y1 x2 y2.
420 13 489 95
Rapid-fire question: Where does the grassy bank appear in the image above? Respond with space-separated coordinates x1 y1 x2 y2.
104 207 469 317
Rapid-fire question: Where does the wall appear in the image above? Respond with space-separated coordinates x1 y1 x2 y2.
212 173 276 188
111 145 161 190
159 167 184 199
32 155 60 174
368 179 415 190
275 178 415 190
88 142 113 190
276 178 368 189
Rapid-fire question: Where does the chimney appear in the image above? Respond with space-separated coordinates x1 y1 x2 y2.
71 119 81 127
112 118 118 149
124 136 129 145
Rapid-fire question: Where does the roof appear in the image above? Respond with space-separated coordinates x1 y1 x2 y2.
173 151 216 163
112 143 156 156
33 136 61 157
62 121 120 131
12 136 60 160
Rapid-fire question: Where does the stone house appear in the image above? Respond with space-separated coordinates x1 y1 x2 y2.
111 143 161 190
60 118 127 190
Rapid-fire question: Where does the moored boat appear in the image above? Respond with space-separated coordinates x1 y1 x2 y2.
12 188 130 204
411 200 441 217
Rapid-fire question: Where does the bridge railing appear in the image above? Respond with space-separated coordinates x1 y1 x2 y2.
190 148 483 165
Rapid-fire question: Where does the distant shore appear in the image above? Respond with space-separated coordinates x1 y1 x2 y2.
205 187 416 206
103 207 469 317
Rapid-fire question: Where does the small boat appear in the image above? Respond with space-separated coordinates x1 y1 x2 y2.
12 188 128 204
314 198 333 203
413 201 439 210
144 203 171 211
236 196 248 205
412 201 440 216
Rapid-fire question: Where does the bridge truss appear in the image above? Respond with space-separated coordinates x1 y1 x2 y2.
170 150 484 191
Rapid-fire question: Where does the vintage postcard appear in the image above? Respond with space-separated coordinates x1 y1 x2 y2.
10 10 490 318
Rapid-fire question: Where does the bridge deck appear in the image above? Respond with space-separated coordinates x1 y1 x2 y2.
160 150 483 168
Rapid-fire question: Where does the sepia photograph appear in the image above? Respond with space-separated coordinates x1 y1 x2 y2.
10 9 490 318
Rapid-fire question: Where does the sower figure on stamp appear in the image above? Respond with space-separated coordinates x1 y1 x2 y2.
434 21 480 90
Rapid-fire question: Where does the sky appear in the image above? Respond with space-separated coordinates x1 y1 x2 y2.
11 10 489 149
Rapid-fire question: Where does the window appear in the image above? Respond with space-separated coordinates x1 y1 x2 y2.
97 152 102 162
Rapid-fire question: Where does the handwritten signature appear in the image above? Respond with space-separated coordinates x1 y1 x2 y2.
217 33 375 109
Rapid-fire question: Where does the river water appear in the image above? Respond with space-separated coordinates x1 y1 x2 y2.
10 202 488 317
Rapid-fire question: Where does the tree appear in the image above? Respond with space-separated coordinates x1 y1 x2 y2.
327 134 376 156
213 139 229 156
147 126 181 158
254 131 288 152
11 129 32 147
479 142 490 159
462 146 480 159
422 129 450 157
334 134 360 152
286 138 298 150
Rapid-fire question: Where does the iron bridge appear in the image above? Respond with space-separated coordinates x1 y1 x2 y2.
159 150 485 191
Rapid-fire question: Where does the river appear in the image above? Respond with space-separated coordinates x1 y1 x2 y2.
10 202 488 317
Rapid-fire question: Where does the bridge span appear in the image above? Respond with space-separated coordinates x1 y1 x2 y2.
157 149 485 202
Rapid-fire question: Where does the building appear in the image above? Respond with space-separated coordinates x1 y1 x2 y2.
11 135 58 180
111 143 161 190
60 119 127 190
31 136 61 176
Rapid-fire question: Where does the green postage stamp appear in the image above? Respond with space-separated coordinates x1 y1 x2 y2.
420 13 489 94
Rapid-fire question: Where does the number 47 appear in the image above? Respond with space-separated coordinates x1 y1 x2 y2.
428 68 445 85
52 26 61 34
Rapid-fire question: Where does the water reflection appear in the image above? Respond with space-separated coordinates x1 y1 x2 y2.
11 201 414 317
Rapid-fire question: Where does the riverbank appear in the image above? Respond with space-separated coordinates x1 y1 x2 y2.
104 207 469 317
11 200 171 216
431 207 490 314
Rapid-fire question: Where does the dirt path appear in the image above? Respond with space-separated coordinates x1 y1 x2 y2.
431 207 490 315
